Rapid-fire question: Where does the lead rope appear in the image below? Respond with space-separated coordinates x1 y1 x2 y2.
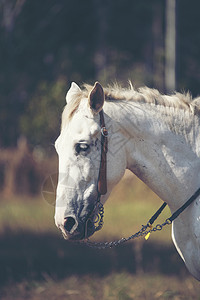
82 201 169 249
82 187 200 249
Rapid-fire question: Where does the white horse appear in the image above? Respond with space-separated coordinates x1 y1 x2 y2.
55 81 200 280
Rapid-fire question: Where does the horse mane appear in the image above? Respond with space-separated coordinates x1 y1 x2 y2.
61 82 200 129
84 83 200 111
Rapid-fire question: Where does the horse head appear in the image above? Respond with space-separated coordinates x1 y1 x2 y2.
54 82 126 240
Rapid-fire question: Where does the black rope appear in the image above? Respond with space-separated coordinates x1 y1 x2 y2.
147 187 200 228
148 202 167 226
147 186 200 227
81 187 200 249
168 187 200 222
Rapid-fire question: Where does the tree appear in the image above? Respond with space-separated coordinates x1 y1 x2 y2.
165 0 176 93
20 79 66 149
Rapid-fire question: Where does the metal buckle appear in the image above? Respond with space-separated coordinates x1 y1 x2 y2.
101 127 108 137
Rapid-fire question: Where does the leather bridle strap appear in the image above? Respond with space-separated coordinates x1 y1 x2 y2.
97 110 108 195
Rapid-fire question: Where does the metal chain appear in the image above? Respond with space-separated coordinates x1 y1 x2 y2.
78 197 171 249
80 217 172 250
80 186 200 249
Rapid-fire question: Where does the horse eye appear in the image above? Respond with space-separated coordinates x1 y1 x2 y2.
75 142 90 155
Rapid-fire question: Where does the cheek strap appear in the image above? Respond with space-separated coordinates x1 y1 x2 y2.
97 110 108 195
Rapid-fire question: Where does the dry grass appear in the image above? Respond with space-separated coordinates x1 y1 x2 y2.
1 273 200 300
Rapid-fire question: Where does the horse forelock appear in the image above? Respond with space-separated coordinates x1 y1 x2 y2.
61 91 84 130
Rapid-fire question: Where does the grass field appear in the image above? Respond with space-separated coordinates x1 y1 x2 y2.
0 172 200 299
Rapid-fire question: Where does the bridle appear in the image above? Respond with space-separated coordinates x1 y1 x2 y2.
97 110 108 196
84 109 108 235
82 109 200 249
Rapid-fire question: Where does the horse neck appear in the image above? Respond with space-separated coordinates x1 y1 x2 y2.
105 100 200 211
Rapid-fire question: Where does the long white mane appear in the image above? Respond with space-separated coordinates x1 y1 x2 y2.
61 83 200 129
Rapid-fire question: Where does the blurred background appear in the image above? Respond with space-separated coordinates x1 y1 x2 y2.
0 0 200 299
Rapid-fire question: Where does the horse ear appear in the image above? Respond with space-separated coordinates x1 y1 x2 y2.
66 82 81 103
88 82 105 114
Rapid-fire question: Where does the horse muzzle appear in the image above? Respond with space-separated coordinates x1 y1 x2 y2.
61 215 96 240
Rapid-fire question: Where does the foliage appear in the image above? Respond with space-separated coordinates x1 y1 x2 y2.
20 79 66 147
0 0 200 148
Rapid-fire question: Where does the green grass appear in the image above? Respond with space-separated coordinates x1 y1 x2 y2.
0 195 56 235
0 171 172 243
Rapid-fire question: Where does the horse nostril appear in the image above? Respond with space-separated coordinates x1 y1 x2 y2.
64 217 76 233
